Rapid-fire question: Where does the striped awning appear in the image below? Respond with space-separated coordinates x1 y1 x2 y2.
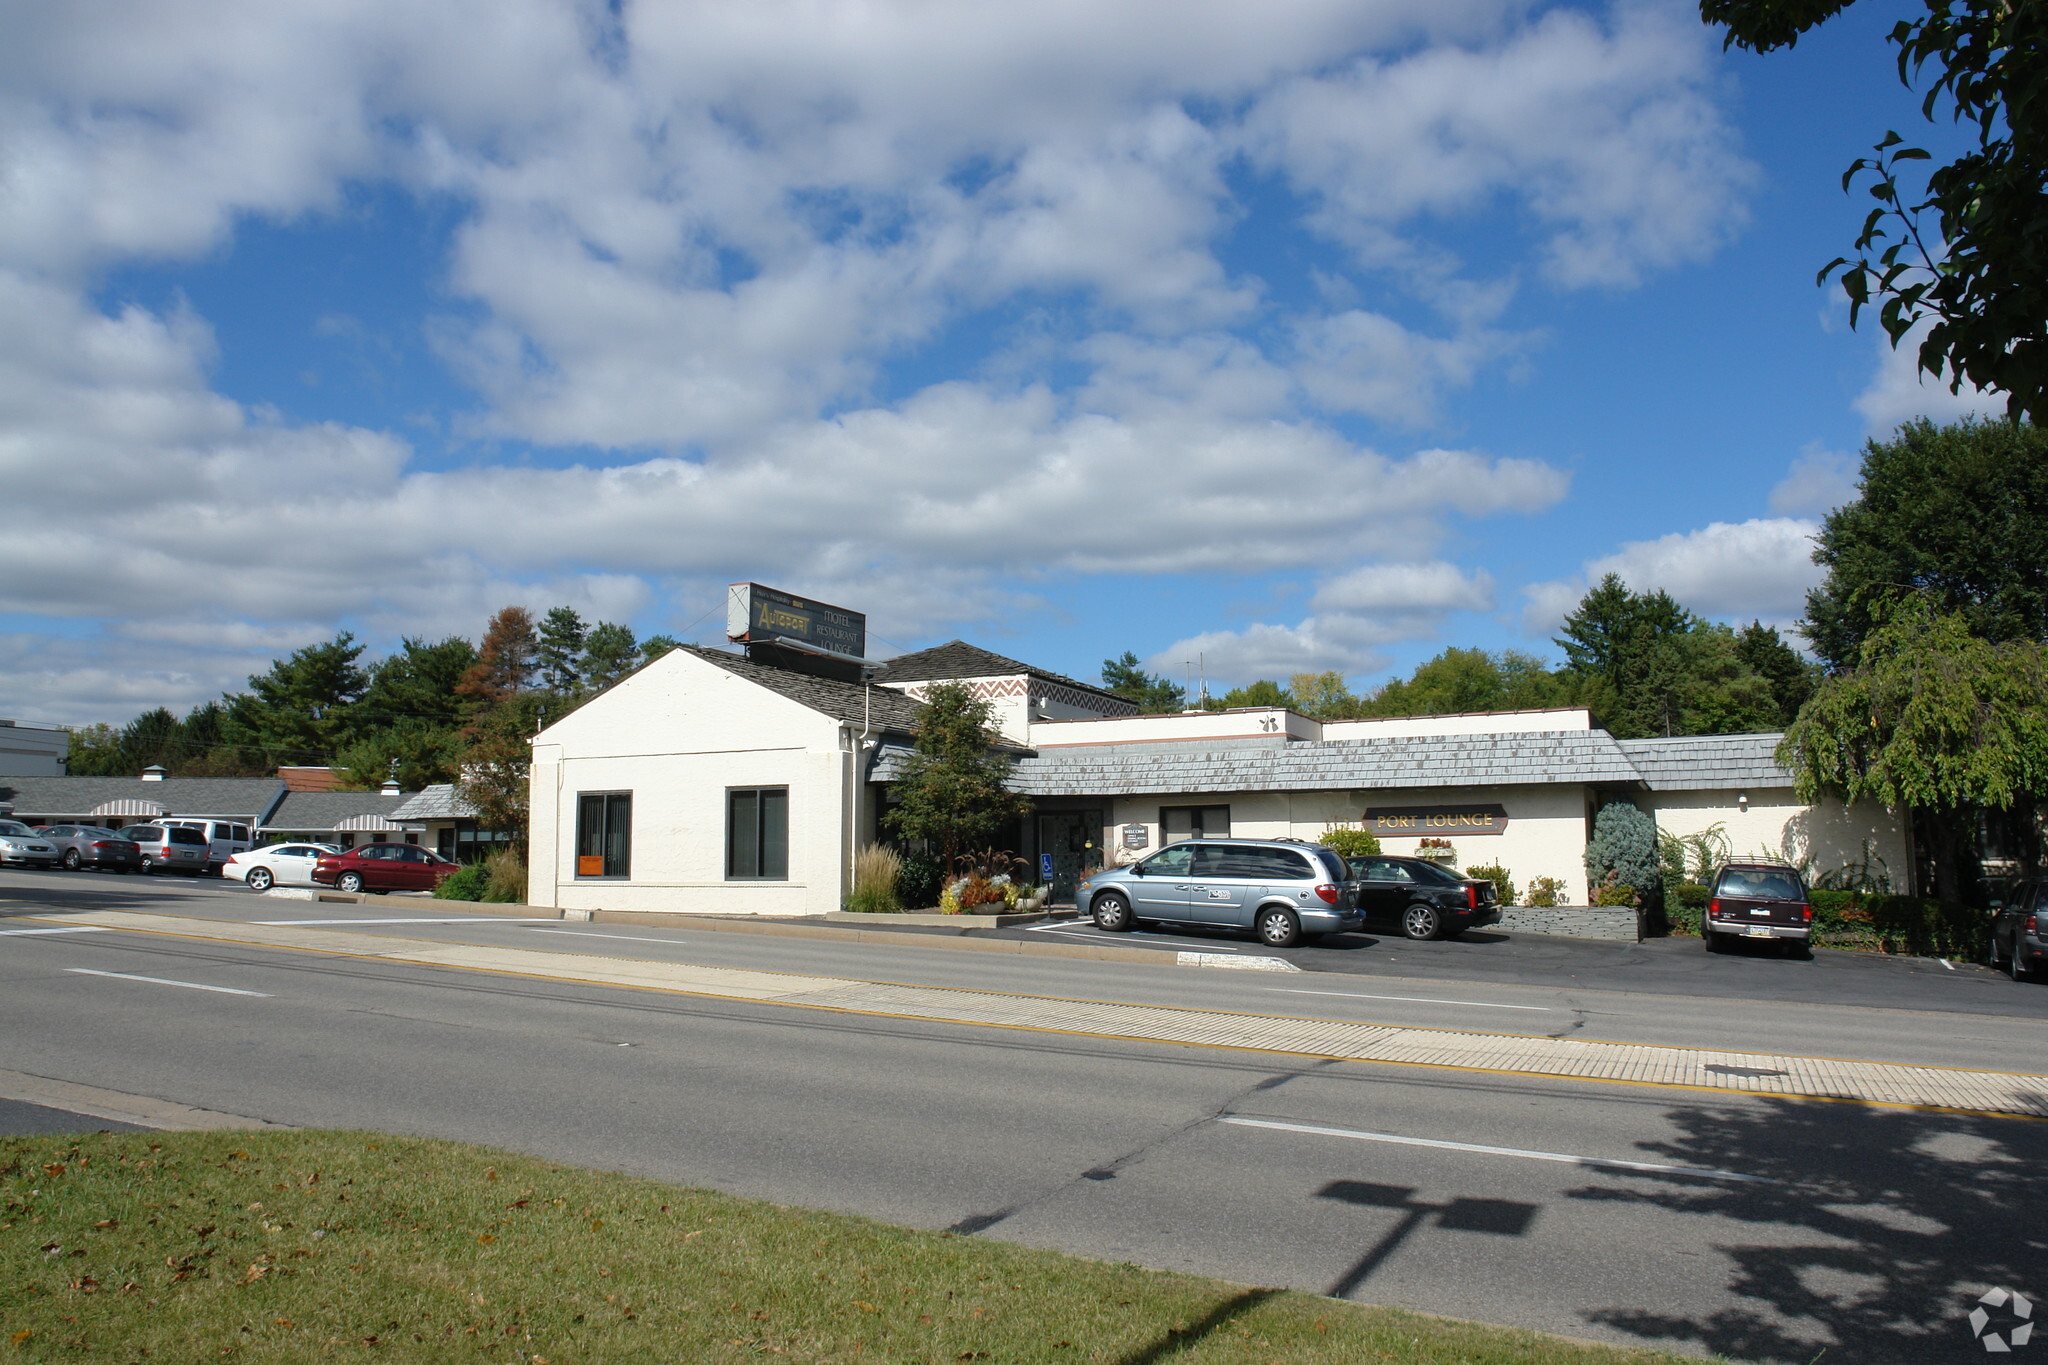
91 799 169 818
332 813 404 832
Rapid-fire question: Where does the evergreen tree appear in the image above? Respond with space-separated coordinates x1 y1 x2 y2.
581 621 640 693
223 632 369 763
1734 620 1818 725
1100 651 1186 713
1805 417 2048 670
882 681 1031 873
457 607 539 708
536 606 589 698
638 634 681 666
357 636 479 732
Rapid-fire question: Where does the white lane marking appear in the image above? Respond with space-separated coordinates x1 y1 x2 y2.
1218 1115 1779 1184
66 968 271 998
0 926 112 936
254 917 560 926
525 928 696 946
1025 922 1243 951
1938 958 1956 971
1272 987 1550 1012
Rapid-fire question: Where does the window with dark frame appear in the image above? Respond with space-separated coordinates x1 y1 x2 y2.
727 787 789 880
1161 804 1230 841
576 792 632 878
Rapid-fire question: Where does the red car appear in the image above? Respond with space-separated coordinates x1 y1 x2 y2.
311 843 458 894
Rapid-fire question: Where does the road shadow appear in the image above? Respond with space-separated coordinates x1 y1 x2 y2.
1568 1093 2048 1363
1317 1180 1538 1297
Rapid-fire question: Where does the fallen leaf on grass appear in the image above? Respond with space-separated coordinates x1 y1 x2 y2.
11 1330 31 1346
477 1234 495 1244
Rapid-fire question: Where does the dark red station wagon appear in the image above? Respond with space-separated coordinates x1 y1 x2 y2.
311 843 458 894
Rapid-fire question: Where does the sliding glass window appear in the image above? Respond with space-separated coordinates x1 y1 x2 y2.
727 787 789 880
575 792 632 878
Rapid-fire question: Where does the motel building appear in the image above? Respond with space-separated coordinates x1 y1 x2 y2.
525 586 1910 919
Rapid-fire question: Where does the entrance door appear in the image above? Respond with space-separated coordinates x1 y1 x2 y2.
1036 809 1103 903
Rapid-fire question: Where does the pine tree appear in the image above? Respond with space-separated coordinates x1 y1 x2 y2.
457 607 539 708
581 621 640 693
536 607 589 698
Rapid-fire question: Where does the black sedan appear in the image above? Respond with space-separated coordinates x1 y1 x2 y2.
1347 855 1502 940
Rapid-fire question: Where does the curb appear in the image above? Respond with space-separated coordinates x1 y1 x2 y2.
584 907 1185 965
0 1068 290 1132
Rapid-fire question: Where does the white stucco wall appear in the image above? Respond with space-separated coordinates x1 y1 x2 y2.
1099 784 1594 904
1319 708 1592 741
528 650 855 916
1650 788 1911 891
1032 707 1313 747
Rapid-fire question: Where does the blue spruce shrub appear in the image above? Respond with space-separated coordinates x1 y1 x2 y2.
1585 802 1659 904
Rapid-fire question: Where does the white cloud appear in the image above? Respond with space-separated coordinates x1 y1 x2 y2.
1521 517 1821 633
1853 325 2006 436
1312 562 1494 615
1769 443 1860 516
1147 620 1391 692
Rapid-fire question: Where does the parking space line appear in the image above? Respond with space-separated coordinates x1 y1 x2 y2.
66 968 271 997
0 926 112 936
1217 1115 1779 1184
1272 987 1551 1012
1025 922 1242 950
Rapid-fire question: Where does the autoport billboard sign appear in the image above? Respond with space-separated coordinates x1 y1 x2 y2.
726 583 868 661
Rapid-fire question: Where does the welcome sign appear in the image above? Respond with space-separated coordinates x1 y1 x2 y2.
1363 805 1510 837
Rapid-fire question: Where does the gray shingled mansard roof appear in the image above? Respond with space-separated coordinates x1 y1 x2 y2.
0 776 286 822
1007 729 1645 797
389 784 478 821
874 639 1126 703
1616 733 1795 791
262 790 415 833
684 645 927 732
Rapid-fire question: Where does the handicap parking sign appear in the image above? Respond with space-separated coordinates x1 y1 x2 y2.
1039 853 1054 881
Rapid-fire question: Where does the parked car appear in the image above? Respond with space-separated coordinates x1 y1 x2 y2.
120 823 211 876
35 825 142 872
1990 878 2048 983
0 819 59 869
1347 855 1503 940
223 842 342 892
1702 860 1812 955
158 818 254 875
311 843 458 894
1075 838 1361 948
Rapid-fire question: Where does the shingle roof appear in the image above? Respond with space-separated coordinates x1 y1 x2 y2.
1007 729 1642 797
875 640 1122 702
388 784 478 821
263 790 416 832
683 646 926 732
1616 733 1793 791
0 776 285 822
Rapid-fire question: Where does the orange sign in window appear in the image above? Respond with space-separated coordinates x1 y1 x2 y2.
577 854 606 877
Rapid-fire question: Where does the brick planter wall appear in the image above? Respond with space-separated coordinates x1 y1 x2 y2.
1494 905 1639 941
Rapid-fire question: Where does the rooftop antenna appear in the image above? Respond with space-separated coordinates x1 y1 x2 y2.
1184 659 1194 711
1198 651 1207 708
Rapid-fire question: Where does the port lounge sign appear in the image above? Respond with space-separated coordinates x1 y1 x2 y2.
1363 805 1509 837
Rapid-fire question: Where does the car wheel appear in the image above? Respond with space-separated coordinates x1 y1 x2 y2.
139 855 155 874
1400 902 1443 941
336 872 366 894
246 867 274 893
1091 892 1133 932
61 849 81 871
1256 906 1302 949
1703 931 1723 953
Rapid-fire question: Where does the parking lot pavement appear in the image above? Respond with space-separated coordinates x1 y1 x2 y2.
0 1097 148 1135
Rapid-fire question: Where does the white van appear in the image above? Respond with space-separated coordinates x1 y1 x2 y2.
160 819 254 875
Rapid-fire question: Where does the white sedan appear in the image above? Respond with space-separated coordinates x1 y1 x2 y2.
224 843 342 892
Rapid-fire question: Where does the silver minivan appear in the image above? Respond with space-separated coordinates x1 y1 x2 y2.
1075 838 1363 948
159 818 253 875
120 823 211 876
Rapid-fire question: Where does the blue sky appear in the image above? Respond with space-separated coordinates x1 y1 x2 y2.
0 0 2004 727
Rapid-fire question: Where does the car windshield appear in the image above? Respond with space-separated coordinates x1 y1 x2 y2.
0 820 32 837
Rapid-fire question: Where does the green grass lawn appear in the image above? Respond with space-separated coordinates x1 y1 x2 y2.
4 1129 1722 1364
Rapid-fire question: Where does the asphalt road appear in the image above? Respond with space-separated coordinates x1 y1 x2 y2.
3 868 2046 1363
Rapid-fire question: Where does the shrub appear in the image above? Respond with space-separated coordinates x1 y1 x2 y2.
1805 889 1986 958
1591 878 1639 908
1464 862 1516 908
1524 876 1566 907
897 847 945 909
434 863 489 901
1585 803 1658 900
1676 883 1710 909
1318 826 1382 860
482 845 526 903
844 843 905 914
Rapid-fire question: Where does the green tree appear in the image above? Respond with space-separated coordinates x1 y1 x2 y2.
457 694 547 849
1364 647 1569 717
1805 417 2048 670
639 634 681 666
1288 671 1361 720
63 723 125 776
1735 620 1819 724
581 621 640 693
1556 576 1703 738
1777 595 2048 901
1100 651 1186 713
356 636 479 732
536 606 589 698
1703 1 2048 420
223 632 369 763
1208 679 1294 710
881 681 1031 874
334 722 466 791
1585 801 1660 905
